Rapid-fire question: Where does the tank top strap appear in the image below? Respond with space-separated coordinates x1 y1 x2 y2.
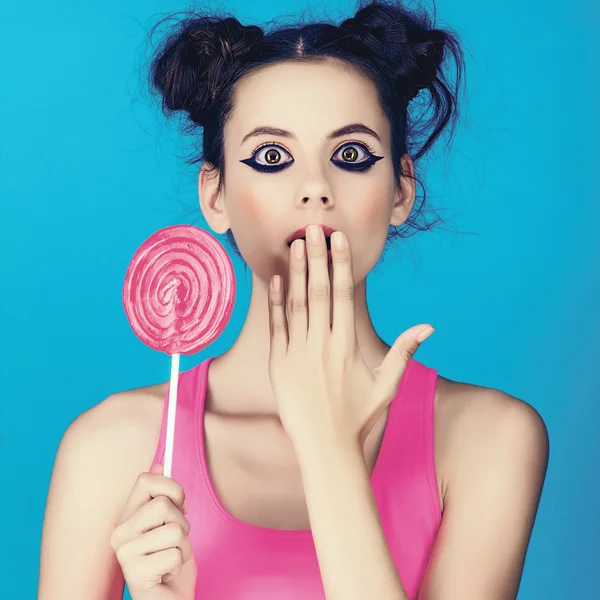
376 358 441 521
148 360 205 471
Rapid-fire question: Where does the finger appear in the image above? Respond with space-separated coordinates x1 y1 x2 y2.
118 467 187 525
305 225 331 342
120 534 192 586
268 274 288 355
113 494 190 550
151 464 188 511
143 541 191 581
286 239 308 344
130 495 191 538
116 521 192 569
376 324 435 399
330 230 356 349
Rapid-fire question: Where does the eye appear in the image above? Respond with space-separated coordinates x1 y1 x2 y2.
333 143 371 163
239 143 293 173
238 140 384 174
331 142 384 172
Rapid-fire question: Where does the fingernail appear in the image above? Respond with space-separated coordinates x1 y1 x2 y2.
293 239 305 258
416 327 435 343
332 231 345 250
308 225 321 244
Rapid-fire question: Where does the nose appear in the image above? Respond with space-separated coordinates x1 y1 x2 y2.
301 196 331 205
296 167 334 207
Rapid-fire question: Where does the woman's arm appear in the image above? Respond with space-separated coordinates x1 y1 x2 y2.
297 388 548 600
418 389 549 599
38 391 159 600
299 438 408 600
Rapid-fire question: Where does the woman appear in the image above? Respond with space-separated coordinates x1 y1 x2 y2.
38 1 549 599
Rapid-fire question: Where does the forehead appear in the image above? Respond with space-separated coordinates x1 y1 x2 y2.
227 59 387 143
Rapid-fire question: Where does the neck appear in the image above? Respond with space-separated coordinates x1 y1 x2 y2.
207 273 390 417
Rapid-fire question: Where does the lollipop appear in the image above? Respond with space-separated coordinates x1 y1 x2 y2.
123 225 235 478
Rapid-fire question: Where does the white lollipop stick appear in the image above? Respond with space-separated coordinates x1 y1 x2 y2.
163 352 180 479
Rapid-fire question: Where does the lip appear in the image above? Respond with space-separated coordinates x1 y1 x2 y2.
286 224 336 246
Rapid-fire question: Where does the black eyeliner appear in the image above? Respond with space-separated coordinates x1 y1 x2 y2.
239 157 291 172
239 142 384 173
332 154 384 172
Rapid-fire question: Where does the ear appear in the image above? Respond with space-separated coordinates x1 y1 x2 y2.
390 154 416 227
198 162 230 234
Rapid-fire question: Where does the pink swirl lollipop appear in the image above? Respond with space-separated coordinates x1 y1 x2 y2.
123 225 236 477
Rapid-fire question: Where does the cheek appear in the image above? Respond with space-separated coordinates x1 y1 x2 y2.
234 190 262 219
228 190 270 237
226 191 283 263
362 199 386 225
347 188 392 273
356 187 391 232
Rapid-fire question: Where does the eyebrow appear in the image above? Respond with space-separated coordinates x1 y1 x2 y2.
240 123 382 146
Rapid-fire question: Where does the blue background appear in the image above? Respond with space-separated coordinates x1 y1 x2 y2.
2 0 598 598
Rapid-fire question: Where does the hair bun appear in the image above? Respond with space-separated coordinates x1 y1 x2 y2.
407 29 446 99
339 4 448 101
188 18 263 64
150 15 263 126
186 18 264 109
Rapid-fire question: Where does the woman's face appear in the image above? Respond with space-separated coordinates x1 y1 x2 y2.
201 58 413 286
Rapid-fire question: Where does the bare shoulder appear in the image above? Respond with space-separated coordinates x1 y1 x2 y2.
64 381 168 501
434 375 549 506
38 383 169 599
85 381 167 458
416 374 550 597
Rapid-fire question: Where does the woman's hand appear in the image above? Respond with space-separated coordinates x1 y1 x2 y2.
267 225 435 454
110 463 197 600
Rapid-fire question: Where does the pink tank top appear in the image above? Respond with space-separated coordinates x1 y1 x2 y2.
149 355 441 599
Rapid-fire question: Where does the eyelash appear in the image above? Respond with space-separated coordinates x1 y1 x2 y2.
240 141 383 173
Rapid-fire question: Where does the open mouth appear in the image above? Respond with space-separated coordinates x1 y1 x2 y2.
287 235 332 250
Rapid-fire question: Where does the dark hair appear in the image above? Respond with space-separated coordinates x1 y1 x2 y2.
146 0 465 265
